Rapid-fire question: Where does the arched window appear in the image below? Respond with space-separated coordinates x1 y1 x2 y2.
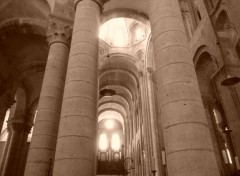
111 133 120 151
99 133 108 151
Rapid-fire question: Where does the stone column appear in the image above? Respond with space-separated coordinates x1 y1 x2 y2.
146 69 162 176
1 121 32 176
24 17 71 176
149 0 220 175
52 0 107 176
0 102 16 175
139 73 152 175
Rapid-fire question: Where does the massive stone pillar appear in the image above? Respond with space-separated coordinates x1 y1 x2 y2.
1 121 31 176
24 17 71 176
52 0 106 175
149 0 220 175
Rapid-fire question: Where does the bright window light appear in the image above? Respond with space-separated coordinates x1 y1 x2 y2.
226 148 233 164
105 120 114 129
99 134 108 151
99 18 128 47
213 109 219 124
111 134 120 151
135 27 144 41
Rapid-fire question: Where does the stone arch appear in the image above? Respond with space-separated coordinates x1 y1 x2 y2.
194 46 232 175
0 18 48 101
193 45 216 67
195 51 216 103
1 61 46 106
0 18 47 40
98 109 126 129
194 45 219 102
99 54 140 99
99 96 129 111
102 8 149 25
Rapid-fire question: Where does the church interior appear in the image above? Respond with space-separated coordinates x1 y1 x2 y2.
0 0 240 176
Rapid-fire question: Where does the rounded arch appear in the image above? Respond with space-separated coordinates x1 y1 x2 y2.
0 18 47 40
99 95 129 111
99 54 140 99
98 110 125 133
195 50 217 101
102 8 149 25
99 102 127 118
193 45 220 67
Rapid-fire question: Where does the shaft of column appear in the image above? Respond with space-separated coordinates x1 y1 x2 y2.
2 122 32 176
0 129 12 176
139 75 152 175
16 126 32 176
149 0 220 175
24 17 71 176
146 70 162 176
52 0 104 175
0 95 15 132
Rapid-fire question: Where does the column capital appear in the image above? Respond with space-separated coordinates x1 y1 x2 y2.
47 15 72 47
74 0 109 11
7 120 32 133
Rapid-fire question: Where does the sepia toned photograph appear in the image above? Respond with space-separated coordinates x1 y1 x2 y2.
0 0 240 176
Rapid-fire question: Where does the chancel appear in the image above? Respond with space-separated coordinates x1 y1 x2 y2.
0 0 240 176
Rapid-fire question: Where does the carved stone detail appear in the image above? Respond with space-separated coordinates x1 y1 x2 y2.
0 18 47 41
47 17 72 46
7 120 32 133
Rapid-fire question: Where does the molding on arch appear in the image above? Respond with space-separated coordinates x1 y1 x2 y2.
193 45 211 66
0 61 46 100
192 44 222 68
101 8 149 25
100 69 139 87
99 53 140 80
99 102 127 117
99 53 137 65
99 86 133 107
98 109 126 133
0 18 47 40
99 97 129 110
